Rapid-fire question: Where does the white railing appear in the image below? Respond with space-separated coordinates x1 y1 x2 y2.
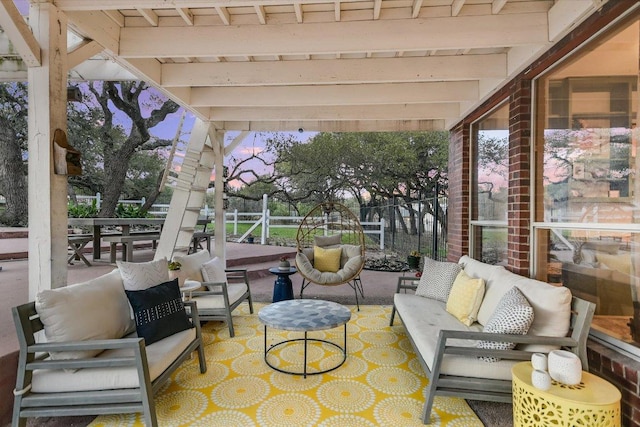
225 196 385 249
70 193 146 210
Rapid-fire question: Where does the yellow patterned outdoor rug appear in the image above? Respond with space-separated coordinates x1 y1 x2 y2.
90 304 483 426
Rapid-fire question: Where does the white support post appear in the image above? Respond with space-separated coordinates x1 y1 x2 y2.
261 194 268 244
380 217 385 250
213 130 226 262
27 3 68 298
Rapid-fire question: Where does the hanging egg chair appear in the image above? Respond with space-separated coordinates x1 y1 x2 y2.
295 201 365 309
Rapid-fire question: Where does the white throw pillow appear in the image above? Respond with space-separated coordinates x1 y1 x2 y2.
117 257 170 291
201 256 227 284
477 287 534 362
174 250 211 282
35 269 134 361
415 257 462 302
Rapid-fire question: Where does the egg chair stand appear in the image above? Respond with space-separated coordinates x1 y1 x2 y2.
300 275 364 310
295 201 366 310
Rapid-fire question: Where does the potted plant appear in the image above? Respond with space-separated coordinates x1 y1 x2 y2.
247 233 255 244
168 261 185 286
407 251 421 270
278 256 291 270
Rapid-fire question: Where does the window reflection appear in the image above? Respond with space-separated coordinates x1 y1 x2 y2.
536 18 640 348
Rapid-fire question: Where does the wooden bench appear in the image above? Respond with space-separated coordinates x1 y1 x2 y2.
67 234 93 267
103 232 160 263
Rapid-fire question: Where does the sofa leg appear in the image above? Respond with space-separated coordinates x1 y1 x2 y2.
421 381 437 424
389 306 397 326
198 343 207 374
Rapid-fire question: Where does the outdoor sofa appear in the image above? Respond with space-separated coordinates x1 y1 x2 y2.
390 255 595 424
11 261 207 427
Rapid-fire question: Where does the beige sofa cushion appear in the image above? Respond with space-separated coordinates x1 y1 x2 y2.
31 328 196 393
394 293 518 381
174 249 211 282
35 269 135 361
474 264 572 352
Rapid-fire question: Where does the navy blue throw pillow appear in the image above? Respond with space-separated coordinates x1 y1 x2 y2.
125 278 192 345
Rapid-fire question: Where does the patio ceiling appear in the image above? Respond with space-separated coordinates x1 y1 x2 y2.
1 0 606 132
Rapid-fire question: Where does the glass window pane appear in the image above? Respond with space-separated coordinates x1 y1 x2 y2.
473 103 509 222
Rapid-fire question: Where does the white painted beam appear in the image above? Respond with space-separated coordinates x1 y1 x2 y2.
224 130 250 156
104 10 125 27
190 81 479 107
137 8 159 26
65 11 120 54
176 8 194 26
373 0 382 19
215 6 231 25
118 12 549 57
254 5 266 24
451 0 465 17
162 54 506 86
0 0 41 66
548 0 595 42
491 0 507 14
220 119 446 132
209 103 460 121
55 0 386 10
411 0 424 18
67 40 103 68
294 3 303 23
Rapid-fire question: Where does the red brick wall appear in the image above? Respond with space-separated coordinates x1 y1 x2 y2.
588 340 640 426
507 78 531 276
447 123 469 262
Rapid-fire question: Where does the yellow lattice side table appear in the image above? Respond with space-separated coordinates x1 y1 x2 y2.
512 362 621 427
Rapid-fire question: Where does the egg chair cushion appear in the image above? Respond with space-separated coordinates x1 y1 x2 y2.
296 246 363 286
315 234 342 247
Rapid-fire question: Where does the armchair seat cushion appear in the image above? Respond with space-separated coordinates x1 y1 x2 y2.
193 283 249 310
31 328 196 393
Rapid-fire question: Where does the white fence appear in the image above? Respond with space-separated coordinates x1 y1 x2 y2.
66 193 385 249
72 193 146 210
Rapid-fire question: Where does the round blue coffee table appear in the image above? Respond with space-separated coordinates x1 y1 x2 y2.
258 299 351 378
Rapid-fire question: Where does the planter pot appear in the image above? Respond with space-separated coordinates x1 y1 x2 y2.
407 255 421 270
168 270 187 287
278 261 291 271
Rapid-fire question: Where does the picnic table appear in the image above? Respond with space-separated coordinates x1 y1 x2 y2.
68 218 165 260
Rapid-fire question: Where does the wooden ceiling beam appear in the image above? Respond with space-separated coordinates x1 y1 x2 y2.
220 119 446 132
209 103 460 121
161 54 506 86
190 81 479 107
117 12 548 57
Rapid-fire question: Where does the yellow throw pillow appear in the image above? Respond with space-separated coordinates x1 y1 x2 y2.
596 252 631 275
314 246 342 273
446 270 485 326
